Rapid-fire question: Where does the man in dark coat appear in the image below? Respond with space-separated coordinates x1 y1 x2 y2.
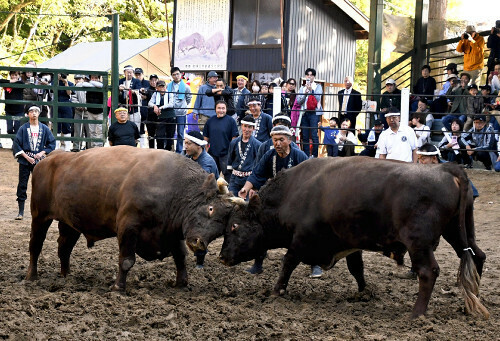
338 76 363 130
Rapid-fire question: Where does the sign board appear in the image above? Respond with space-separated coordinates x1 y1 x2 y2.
174 0 230 71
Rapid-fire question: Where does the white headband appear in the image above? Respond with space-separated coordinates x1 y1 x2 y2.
186 134 207 146
247 100 261 106
123 66 134 71
416 150 439 156
385 112 401 117
240 119 256 126
28 106 40 112
272 115 291 124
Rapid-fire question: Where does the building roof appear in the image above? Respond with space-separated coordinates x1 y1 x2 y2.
40 37 171 75
326 0 369 39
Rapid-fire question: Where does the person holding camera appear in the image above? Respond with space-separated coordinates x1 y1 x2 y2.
487 21 500 85
456 25 485 85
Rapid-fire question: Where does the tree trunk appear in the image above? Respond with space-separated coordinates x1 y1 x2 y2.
428 0 448 83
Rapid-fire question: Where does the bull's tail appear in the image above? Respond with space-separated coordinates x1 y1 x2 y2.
446 164 489 319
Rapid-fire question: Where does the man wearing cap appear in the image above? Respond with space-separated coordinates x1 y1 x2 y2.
12 106 55 220
193 71 218 132
226 114 262 196
338 76 362 130
379 79 401 128
377 108 418 163
145 74 159 148
463 115 497 170
457 25 485 85
203 100 239 180
134 68 150 149
233 75 250 123
167 67 192 153
70 74 90 150
442 73 470 130
118 65 142 131
108 107 140 147
357 119 384 157
247 95 273 143
148 80 176 151
256 115 299 162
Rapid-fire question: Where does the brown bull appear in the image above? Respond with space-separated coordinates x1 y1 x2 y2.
26 146 234 291
220 157 489 318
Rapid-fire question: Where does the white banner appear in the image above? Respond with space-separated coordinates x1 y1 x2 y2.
174 0 230 71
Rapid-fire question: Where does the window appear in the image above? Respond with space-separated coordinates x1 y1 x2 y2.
232 0 281 46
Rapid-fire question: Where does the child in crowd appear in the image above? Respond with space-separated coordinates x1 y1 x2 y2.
410 113 430 148
108 107 140 147
464 84 484 131
318 117 339 156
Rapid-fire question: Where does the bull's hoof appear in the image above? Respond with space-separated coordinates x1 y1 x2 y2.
110 284 126 292
25 272 38 281
174 280 188 288
272 288 286 296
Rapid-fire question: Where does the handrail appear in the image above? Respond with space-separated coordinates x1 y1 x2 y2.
381 49 415 76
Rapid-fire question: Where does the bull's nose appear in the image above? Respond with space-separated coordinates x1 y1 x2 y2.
186 238 206 252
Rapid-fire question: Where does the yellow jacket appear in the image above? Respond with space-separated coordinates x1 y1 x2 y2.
456 34 485 71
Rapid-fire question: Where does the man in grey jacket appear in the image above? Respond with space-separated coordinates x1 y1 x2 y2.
193 70 218 132
168 67 192 153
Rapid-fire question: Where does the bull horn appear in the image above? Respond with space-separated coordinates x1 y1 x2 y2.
217 175 229 194
227 197 247 206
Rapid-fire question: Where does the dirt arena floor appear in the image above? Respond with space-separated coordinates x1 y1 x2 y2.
0 148 498 340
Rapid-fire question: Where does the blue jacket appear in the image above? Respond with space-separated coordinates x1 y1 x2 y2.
13 122 56 166
193 82 216 118
234 87 251 120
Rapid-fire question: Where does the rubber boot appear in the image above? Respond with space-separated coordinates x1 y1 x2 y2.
194 249 207 269
139 134 147 148
15 201 25 220
64 134 72 152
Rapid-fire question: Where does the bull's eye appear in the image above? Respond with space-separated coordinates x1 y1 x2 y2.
231 223 239 232
208 206 214 216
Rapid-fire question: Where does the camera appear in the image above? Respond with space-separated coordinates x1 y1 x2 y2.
463 33 469 39
60 74 67 79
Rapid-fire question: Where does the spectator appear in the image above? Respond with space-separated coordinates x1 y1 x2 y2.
145 74 158 148
256 115 299 162
318 117 340 157
410 113 430 148
168 67 192 153
148 80 175 151
85 74 105 148
193 70 218 132
432 73 458 115
296 68 323 158
70 74 89 151
357 119 384 157
437 118 472 166
118 65 142 130
379 78 401 128
233 75 250 123
182 130 219 269
415 97 434 128
456 25 485 85
284 78 297 115
480 84 500 131
442 73 470 130
56 74 74 152
487 61 500 94
205 78 235 118
440 64 459 95
335 119 357 157
247 95 273 143
108 107 140 147
245 80 266 109
463 115 497 170
464 84 484 131
12 106 55 220
486 24 500 83
263 82 286 117
412 65 437 102
338 76 363 130
20 64 38 113
134 68 150 148
226 115 262 196
0 71 25 135
203 100 239 180
377 108 418 163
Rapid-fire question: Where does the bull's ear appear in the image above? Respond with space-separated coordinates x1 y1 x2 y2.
248 194 261 211
202 173 218 198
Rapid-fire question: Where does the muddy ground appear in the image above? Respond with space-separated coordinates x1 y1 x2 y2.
0 148 498 340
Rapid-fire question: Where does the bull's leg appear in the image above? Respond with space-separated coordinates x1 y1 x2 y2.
408 248 440 318
272 250 300 296
26 217 53 280
346 251 366 292
170 240 188 287
112 228 138 291
57 222 81 277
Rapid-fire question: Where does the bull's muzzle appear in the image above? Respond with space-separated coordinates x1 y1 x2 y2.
186 237 206 253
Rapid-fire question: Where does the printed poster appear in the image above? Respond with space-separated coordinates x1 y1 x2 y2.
174 0 230 71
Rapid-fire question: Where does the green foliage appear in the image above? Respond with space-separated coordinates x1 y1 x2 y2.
0 0 173 66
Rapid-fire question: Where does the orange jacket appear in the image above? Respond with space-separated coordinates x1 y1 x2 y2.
456 34 485 71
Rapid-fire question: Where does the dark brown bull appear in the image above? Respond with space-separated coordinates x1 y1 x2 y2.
26 146 234 291
219 157 489 318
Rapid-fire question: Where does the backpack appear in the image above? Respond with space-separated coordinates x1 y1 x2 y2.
306 93 318 111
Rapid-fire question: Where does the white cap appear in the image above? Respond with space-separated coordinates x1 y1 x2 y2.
446 74 458 81
385 78 396 85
